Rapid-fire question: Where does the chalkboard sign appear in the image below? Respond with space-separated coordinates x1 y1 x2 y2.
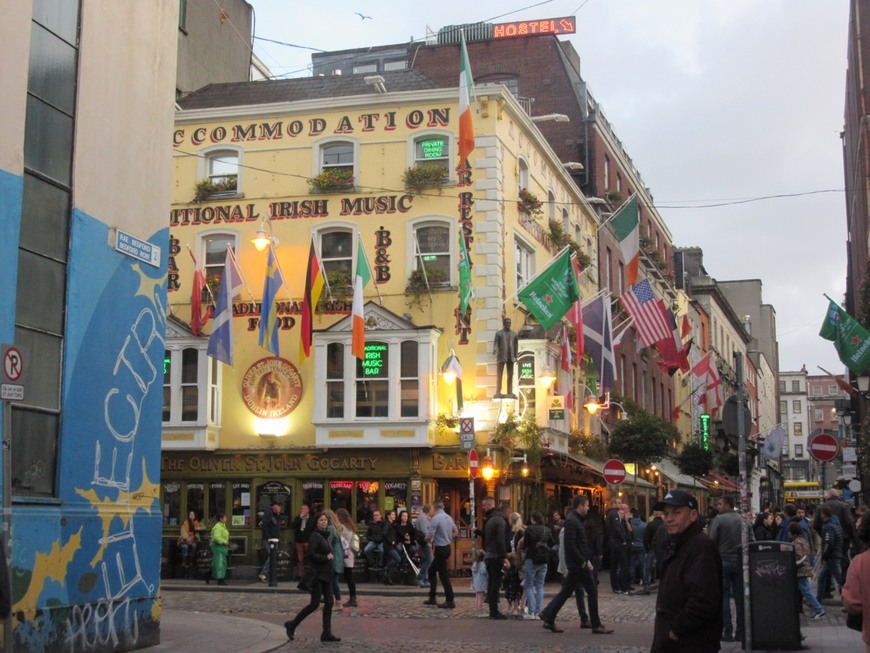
748 541 800 650
255 481 292 528
195 547 213 577
275 549 292 580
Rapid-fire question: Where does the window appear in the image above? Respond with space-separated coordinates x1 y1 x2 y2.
603 154 610 189
413 134 450 177
793 423 803 436
201 233 236 291
321 141 354 174
792 400 801 413
518 158 529 192
562 207 570 234
326 343 345 418
605 247 612 291
782 444 789 456
356 342 389 417
352 62 378 74
813 408 824 422
779 401 787 416
384 59 406 71
206 149 239 194
617 261 625 294
163 345 217 426
792 380 800 392
779 380 786 393
812 385 822 396
795 444 803 457
547 191 556 222
515 237 534 289
317 227 354 278
400 341 419 417
412 221 451 284
829 384 838 395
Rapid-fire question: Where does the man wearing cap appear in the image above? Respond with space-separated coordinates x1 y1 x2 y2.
651 490 722 653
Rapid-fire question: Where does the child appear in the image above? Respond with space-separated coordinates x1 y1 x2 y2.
471 550 488 617
503 551 523 618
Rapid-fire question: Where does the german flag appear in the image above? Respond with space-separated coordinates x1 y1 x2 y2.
299 240 324 362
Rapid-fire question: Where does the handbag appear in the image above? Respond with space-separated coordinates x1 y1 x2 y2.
297 564 316 592
846 611 862 632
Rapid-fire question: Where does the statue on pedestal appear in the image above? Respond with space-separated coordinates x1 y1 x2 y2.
493 317 519 398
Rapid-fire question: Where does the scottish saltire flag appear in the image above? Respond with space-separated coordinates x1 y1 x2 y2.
207 249 244 365
582 294 616 393
258 244 285 357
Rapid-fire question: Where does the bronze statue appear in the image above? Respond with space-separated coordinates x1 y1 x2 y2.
493 317 519 397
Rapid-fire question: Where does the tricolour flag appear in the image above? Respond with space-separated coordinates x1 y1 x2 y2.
566 254 584 360
299 240 325 363
691 351 723 413
207 249 244 365
583 294 616 394
517 248 579 330
458 231 472 315
191 262 208 336
458 31 475 171
618 278 670 347
819 299 870 375
352 240 373 360
610 195 640 286
258 244 285 357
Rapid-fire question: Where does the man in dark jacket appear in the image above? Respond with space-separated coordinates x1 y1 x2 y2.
815 504 845 603
482 496 509 619
260 502 282 582
651 490 722 653
539 494 614 635
604 499 632 594
291 504 314 580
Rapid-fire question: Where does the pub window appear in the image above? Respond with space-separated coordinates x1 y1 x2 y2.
317 227 354 279
356 342 389 417
327 342 345 418
187 482 205 521
518 157 530 192
515 236 535 290
356 481 380 524
199 232 238 294
209 481 227 521
163 344 218 427
255 481 292 529
316 138 357 180
412 133 450 178
330 480 353 512
202 147 240 196
400 341 419 417
384 481 407 514
302 481 325 513
162 482 181 526
231 481 251 527
411 219 452 285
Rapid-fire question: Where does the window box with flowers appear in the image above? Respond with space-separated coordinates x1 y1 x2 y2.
518 188 544 218
401 162 448 195
308 168 355 193
193 176 238 202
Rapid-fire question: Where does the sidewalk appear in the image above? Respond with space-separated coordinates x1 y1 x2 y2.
151 610 287 653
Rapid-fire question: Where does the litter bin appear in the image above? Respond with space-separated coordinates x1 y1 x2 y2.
748 541 801 650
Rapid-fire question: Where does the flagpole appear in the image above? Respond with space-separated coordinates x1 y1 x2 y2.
312 234 333 301
226 245 255 300
413 231 433 304
359 245 383 306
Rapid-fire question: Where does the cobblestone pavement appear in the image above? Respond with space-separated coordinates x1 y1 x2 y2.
159 581 863 652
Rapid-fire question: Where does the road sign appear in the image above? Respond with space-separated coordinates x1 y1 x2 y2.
603 458 627 485
460 417 475 450
468 448 479 479
114 229 161 268
809 433 840 462
2 346 23 382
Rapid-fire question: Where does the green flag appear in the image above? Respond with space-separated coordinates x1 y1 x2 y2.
819 299 870 375
517 249 579 329
458 231 472 315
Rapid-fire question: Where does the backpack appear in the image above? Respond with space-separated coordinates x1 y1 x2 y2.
533 538 550 565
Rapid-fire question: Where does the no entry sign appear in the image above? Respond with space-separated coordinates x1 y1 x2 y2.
809 433 840 462
603 459 627 485
468 448 479 479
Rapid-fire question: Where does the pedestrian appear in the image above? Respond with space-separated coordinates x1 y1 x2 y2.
752 511 775 541
481 496 509 619
651 490 722 653
521 510 552 620
815 504 846 603
643 507 664 586
629 508 648 592
471 550 488 617
422 499 458 609
291 504 314 581
503 551 523 617
336 508 358 608
414 504 433 587
538 494 614 635
208 513 229 586
843 512 870 652
604 498 632 594
259 502 281 582
788 521 825 620
708 495 744 643
325 510 345 609
284 511 341 643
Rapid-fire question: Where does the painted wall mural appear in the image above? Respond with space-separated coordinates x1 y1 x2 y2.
10 211 165 652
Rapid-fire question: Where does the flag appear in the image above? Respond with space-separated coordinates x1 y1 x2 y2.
441 352 464 411
566 255 584 360
610 195 640 286
760 425 786 460
618 278 670 347
207 249 244 365
458 231 472 315
681 313 692 339
655 304 690 373
458 31 475 170
561 324 572 373
258 244 285 357
352 240 372 359
191 263 208 336
583 294 616 393
819 299 870 375
299 241 325 363
517 249 579 330
817 365 858 399
692 351 723 413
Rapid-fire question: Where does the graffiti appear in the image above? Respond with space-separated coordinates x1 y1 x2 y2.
65 595 138 651
753 560 786 578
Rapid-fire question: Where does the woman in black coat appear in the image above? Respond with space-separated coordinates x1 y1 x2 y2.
284 512 340 642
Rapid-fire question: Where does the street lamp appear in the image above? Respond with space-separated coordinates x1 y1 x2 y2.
538 366 557 390
481 450 495 482
251 218 278 251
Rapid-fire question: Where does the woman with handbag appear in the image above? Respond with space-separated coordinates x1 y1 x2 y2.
843 512 870 651
284 512 341 643
208 513 229 586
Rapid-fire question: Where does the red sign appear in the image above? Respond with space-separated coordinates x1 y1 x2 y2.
468 449 479 479
809 433 840 462
603 459 627 485
492 16 576 39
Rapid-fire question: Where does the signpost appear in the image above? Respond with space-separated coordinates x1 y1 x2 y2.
460 417 475 451
809 433 839 462
603 459 627 485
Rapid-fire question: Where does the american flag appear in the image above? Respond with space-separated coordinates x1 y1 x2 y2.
618 278 670 347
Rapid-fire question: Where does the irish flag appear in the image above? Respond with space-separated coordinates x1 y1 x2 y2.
352 240 372 359
458 30 475 170
611 194 640 286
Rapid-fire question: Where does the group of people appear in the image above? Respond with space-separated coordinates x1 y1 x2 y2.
175 510 230 585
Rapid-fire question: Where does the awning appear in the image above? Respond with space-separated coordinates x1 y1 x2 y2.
705 470 740 491
654 458 705 489
573 454 657 489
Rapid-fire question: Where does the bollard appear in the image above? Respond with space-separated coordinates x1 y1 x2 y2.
268 538 279 587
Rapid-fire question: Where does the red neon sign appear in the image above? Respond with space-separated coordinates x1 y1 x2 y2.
492 16 577 39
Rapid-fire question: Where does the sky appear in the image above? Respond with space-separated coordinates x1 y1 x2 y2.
248 0 851 375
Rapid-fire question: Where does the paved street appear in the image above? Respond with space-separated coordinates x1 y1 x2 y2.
158 579 864 652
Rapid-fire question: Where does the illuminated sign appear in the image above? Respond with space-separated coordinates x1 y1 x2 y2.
700 413 711 451
360 343 388 377
518 354 535 386
419 138 447 159
492 16 576 39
